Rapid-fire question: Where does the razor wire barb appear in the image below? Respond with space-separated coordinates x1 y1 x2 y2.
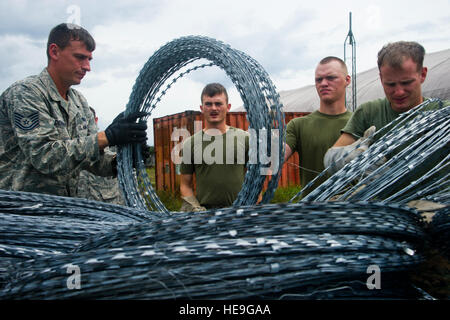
116 36 285 213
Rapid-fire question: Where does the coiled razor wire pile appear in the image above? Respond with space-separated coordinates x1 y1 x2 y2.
0 37 448 299
0 189 160 286
0 202 428 299
293 99 450 204
116 36 285 212
429 206 450 258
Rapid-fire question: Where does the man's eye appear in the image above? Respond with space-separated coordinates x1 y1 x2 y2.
75 55 90 61
326 76 337 81
401 80 414 86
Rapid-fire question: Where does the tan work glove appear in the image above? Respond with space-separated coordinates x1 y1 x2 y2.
180 195 207 212
324 126 376 175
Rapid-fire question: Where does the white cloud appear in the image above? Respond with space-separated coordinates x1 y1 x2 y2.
0 35 46 90
272 68 316 92
364 5 382 30
1 0 449 146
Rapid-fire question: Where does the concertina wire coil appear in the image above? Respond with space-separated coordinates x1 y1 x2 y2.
0 36 448 299
117 35 285 213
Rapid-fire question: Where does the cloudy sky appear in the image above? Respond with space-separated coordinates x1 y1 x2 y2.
1 0 449 143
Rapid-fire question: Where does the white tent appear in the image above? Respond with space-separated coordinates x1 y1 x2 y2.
234 48 450 112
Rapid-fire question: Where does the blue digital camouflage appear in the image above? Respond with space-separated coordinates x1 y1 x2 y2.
0 68 115 197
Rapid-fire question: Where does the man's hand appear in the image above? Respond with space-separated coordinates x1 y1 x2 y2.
180 195 207 212
105 111 148 147
324 126 376 174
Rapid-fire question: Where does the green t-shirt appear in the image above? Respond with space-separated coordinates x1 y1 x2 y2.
180 127 249 208
342 98 399 139
342 97 450 139
286 110 352 192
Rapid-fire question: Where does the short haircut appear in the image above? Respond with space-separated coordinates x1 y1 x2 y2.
318 56 348 75
377 41 425 71
201 83 228 103
46 23 96 60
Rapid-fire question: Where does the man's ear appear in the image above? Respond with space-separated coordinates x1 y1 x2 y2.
227 104 231 112
48 43 60 61
420 67 428 84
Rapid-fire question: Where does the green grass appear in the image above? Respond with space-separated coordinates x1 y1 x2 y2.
155 189 183 211
269 185 302 203
144 167 182 211
146 167 156 185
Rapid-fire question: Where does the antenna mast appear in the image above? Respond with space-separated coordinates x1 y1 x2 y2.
344 12 357 111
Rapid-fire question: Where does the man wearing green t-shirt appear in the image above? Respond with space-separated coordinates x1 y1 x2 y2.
180 83 249 211
284 56 352 195
324 41 449 171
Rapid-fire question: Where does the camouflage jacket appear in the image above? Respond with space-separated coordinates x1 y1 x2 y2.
76 143 124 205
76 169 125 205
0 68 115 197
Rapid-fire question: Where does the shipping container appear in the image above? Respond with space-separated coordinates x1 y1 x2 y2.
153 111 309 195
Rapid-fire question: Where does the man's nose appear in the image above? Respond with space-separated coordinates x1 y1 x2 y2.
82 59 91 72
393 85 406 96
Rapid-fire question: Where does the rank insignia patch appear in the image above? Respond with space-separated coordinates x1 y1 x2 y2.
14 112 40 131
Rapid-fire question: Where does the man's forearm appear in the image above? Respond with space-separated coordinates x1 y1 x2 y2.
332 132 357 147
284 143 293 162
180 184 195 197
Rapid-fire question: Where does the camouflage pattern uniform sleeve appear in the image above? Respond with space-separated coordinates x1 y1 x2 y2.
6 82 113 176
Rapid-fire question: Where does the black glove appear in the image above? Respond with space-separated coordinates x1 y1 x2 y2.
105 112 148 146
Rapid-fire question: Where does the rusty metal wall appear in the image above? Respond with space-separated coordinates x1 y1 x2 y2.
153 111 309 194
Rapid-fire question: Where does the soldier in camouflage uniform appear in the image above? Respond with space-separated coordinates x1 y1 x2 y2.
0 23 147 198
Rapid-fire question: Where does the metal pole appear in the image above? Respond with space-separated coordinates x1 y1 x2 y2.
344 12 357 111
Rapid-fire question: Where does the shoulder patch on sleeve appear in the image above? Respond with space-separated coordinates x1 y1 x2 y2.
14 112 40 131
